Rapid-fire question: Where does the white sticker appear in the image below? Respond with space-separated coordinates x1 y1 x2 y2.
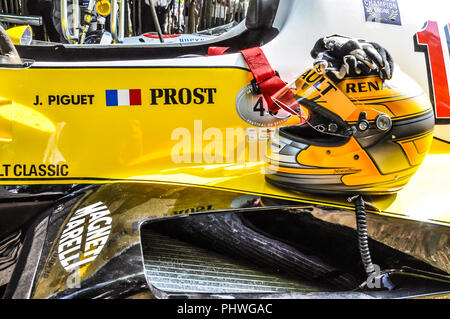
58 202 112 272
235 85 291 127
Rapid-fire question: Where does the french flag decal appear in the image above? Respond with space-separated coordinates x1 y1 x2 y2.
106 89 142 106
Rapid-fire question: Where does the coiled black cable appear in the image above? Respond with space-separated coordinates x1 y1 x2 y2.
354 195 375 276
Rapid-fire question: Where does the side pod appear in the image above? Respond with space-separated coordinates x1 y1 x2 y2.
4 183 450 299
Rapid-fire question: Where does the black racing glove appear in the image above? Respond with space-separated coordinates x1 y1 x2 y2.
310 34 394 82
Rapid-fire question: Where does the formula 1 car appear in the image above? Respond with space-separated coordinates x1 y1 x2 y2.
0 0 449 299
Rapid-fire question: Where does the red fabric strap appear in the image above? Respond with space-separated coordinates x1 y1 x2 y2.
207 47 231 56
239 47 286 112
143 33 181 39
207 46 300 114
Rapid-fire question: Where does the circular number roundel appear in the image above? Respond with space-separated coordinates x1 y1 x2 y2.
235 85 291 127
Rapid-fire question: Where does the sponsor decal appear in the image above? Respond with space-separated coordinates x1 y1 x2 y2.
178 37 208 43
149 88 217 105
235 84 290 127
106 89 142 106
345 79 394 93
362 0 401 26
58 202 112 271
0 164 69 177
334 168 361 174
33 94 95 106
171 205 213 216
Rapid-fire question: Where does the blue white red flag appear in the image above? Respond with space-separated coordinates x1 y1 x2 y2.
106 89 142 106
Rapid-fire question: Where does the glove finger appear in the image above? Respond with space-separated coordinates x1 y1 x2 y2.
357 61 372 75
310 37 327 58
313 52 334 74
343 56 374 77
343 55 358 75
368 42 394 79
314 60 328 74
316 51 341 65
361 43 385 67
380 63 392 80
326 65 348 81
384 49 394 79
350 48 377 70
325 70 343 83
330 36 361 53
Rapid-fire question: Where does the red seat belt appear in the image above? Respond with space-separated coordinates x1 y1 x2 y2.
207 46 232 56
239 47 286 113
207 46 300 115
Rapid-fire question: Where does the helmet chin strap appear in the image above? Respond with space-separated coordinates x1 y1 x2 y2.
349 195 395 291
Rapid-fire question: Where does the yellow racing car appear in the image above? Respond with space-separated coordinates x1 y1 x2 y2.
0 0 449 299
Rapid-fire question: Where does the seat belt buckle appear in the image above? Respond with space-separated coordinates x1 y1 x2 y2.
250 71 280 95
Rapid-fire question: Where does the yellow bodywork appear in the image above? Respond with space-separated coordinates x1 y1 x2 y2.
0 66 448 225
5 26 32 45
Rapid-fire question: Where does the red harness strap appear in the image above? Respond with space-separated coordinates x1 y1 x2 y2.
207 46 300 115
207 46 232 56
239 47 287 113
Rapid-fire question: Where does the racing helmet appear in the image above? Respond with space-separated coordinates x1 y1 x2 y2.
265 68 435 195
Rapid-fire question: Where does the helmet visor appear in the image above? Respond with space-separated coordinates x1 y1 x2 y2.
272 69 358 137
271 78 309 121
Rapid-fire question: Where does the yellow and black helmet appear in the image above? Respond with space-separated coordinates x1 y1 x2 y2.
265 68 435 195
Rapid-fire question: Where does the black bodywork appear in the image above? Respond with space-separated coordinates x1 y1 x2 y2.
1 182 449 299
